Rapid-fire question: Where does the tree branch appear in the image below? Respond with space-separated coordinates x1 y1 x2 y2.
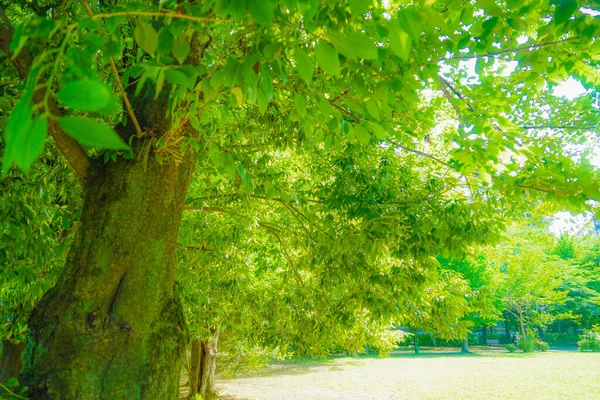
81 0 144 138
439 37 580 62
522 125 597 130
0 21 90 180
388 139 451 167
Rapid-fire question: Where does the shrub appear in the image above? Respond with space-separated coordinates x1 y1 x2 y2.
578 325 600 352
504 343 518 353
517 333 549 352
545 332 579 346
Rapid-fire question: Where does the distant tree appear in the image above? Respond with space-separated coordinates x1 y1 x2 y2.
488 226 568 349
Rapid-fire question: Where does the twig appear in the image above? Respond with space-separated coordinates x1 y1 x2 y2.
389 139 451 167
439 76 474 112
81 0 144 138
330 88 351 103
522 125 597 130
0 382 27 400
330 101 361 122
438 80 462 117
439 37 580 61
91 11 228 24
515 185 552 193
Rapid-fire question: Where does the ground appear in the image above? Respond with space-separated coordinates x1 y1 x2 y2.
216 348 600 399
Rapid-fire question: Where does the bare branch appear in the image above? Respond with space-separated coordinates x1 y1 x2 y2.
389 139 452 167
522 125 598 130
439 37 580 62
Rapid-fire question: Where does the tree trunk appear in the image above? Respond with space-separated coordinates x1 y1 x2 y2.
189 329 219 399
189 339 202 398
21 151 197 399
199 329 219 399
536 326 545 341
518 311 526 338
0 340 26 384
414 334 420 354
504 317 512 344
461 336 470 354
432 337 437 347
482 326 488 345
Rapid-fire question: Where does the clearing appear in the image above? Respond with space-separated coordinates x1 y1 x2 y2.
217 348 600 399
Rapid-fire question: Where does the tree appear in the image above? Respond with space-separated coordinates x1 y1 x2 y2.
400 266 472 354
488 225 568 349
1 0 599 397
438 253 502 352
550 234 600 332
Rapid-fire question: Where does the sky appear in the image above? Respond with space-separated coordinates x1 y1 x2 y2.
547 78 596 237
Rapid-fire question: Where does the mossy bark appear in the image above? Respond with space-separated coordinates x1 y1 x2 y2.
21 151 196 399
0 340 25 384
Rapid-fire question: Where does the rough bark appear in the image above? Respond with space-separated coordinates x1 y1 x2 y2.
199 329 219 399
0 340 26 384
460 336 470 354
21 149 197 399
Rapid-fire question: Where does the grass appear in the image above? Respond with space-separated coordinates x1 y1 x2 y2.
217 347 600 399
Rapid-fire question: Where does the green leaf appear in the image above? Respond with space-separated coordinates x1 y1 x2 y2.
57 79 115 114
295 50 314 85
172 33 191 64
2 96 33 175
58 117 131 150
5 377 19 388
477 0 504 17
15 117 48 174
366 99 380 120
389 28 412 61
164 69 191 88
348 0 371 15
157 28 174 55
294 93 307 119
327 31 378 60
355 125 370 145
134 20 159 56
315 42 340 77
249 0 275 25
553 0 578 25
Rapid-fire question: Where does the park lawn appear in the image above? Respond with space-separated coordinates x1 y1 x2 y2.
216 349 600 399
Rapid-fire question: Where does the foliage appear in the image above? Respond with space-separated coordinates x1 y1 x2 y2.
578 325 600 352
544 332 580 347
0 147 79 344
486 224 569 335
517 332 549 353
1 0 600 394
503 343 517 353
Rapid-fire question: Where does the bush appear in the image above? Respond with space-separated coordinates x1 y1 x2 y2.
504 344 518 353
517 333 549 352
578 325 600 352
545 332 579 346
